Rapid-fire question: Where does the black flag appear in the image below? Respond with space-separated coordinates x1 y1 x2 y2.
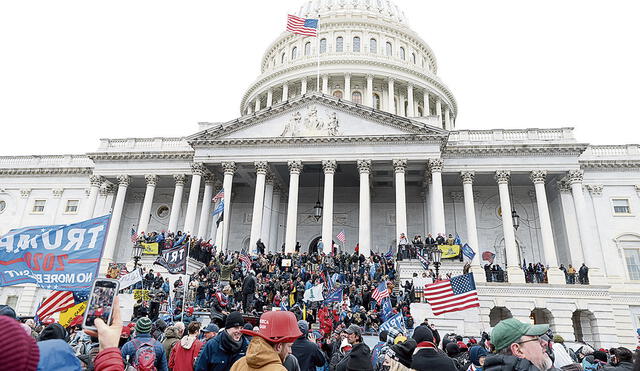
216 212 224 227
154 243 188 274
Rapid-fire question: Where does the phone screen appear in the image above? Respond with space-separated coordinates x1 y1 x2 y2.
85 280 118 327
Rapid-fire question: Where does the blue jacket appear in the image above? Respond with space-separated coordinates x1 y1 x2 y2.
121 333 168 371
195 331 249 371
37 339 82 371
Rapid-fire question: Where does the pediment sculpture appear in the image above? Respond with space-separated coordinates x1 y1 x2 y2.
281 106 341 137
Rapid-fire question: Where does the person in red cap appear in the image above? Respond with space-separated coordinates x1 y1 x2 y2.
230 311 302 371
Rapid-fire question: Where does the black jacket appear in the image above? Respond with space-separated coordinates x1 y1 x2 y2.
291 336 325 371
411 347 458 371
484 354 559 371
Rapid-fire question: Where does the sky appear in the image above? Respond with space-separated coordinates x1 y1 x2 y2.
0 0 639 156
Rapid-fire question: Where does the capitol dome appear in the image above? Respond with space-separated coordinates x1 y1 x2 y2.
240 0 457 130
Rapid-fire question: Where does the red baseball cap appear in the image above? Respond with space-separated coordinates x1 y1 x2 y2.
241 311 302 343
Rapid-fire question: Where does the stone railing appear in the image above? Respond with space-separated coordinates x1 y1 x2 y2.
448 128 575 143
96 137 193 152
582 144 640 158
0 154 93 168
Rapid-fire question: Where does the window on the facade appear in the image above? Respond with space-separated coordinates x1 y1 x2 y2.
305 42 311 56
352 91 362 104
335 37 343 52
386 41 392 56
320 38 327 53
400 47 405 60
65 200 79 214
412 53 416 64
333 90 343 99
32 199 46 213
613 198 631 214
370 38 377 53
281 52 286 64
373 93 381 110
353 36 361 52
291 46 297 60
625 249 640 280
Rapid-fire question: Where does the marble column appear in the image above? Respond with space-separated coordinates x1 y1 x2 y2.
344 73 351 101
429 159 446 236
436 97 442 124
250 161 268 255
197 174 215 239
183 163 205 235
86 175 103 218
495 170 524 283
557 179 584 266
423 90 430 117
285 160 303 254
301 79 307 95
282 82 289 101
358 159 372 256
407 84 415 117
254 97 261 112
266 88 273 107
138 174 158 235
167 174 186 233
321 160 337 255
269 186 282 253
393 159 408 242
444 107 451 129
460 172 482 267
387 78 395 114
568 170 603 283
102 175 130 268
221 162 236 252
261 174 274 249
530 170 564 284
366 74 374 107
322 75 329 94
100 183 116 215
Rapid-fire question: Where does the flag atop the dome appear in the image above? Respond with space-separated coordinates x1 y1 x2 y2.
287 14 318 37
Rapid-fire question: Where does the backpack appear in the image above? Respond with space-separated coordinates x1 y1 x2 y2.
132 339 157 371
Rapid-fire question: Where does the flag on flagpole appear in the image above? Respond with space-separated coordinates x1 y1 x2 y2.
371 281 389 304
36 291 76 321
482 251 496 264
303 283 324 302
212 200 224 216
462 243 476 261
130 227 138 243
213 189 224 202
424 273 480 316
380 313 406 333
286 14 318 37
239 254 251 273
417 252 430 270
324 288 342 304
381 297 393 321
336 230 346 244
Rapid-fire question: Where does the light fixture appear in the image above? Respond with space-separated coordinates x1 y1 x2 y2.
313 200 323 221
512 210 520 230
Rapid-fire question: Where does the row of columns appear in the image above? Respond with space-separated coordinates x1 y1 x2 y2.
247 74 455 128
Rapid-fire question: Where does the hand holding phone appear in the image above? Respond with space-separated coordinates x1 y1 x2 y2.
84 296 122 351
83 278 120 331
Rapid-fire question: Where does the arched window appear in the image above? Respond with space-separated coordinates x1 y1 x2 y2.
305 42 311 56
335 36 343 52
281 52 286 64
353 36 361 52
373 93 381 110
291 46 297 60
412 53 416 64
400 47 405 60
352 91 362 104
320 38 327 53
386 41 392 56
370 38 377 54
333 90 343 99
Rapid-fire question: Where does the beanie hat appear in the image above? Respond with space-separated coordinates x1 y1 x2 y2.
225 311 245 329
553 334 565 343
0 316 40 371
121 326 131 338
135 317 152 334
387 338 416 368
469 345 488 366
446 342 460 357
593 350 607 363
38 323 68 342
297 320 309 336
0 304 17 319
411 325 434 344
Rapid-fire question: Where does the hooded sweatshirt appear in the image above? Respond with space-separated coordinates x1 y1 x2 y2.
169 334 204 371
37 339 82 371
163 326 183 362
231 336 287 371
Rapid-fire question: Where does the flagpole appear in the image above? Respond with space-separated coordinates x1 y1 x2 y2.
316 15 320 93
181 238 191 322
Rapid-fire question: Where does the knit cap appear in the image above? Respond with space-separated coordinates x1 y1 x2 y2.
0 316 40 371
136 317 152 334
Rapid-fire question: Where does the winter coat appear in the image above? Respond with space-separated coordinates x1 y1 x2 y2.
163 326 183 362
291 336 325 371
94 347 125 371
230 336 287 371
37 339 82 371
608 362 633 370
411 347 458 371
121 334 168 371
484 354 560 371
169 335 204 371
195 330 249 371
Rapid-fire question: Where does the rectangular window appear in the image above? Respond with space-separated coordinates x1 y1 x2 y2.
5 295 18 308
65 200 79 214
624 249 640 280
613 198 631 214
32 199 46 213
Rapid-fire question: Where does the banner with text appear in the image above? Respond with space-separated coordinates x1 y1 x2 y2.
119 268 143 290
154 243 187 274
0 215 111 291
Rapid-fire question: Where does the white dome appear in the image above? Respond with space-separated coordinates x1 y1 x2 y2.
297 0 407 24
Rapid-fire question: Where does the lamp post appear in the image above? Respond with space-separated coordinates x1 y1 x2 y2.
313 200 323 222
132 242 143 270
511 209 520 230
432 247 442 280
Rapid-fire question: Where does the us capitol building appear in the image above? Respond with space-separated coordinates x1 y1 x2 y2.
1 0 639 347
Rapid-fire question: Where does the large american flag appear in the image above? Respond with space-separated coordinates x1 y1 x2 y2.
336 230 346 244
212 189 224 202
239 254 251 271
36 291 75 320
371 281 389 304
424 273 480 316
286 14 318 37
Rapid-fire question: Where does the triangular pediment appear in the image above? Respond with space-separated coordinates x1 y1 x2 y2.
188 94 447 144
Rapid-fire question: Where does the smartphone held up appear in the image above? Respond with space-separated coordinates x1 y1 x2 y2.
83 278 120 331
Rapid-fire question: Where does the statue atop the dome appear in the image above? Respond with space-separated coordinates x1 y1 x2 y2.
280 106 341 137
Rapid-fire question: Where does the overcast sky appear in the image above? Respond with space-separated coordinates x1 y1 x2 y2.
1 0 638 156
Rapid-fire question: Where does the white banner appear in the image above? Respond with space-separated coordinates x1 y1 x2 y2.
303 283 324 302
119 268 143 290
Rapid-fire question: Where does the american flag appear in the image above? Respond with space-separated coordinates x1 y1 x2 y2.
286 14 318 37
371 281 389 304
239 254 251 271
417 252 430 270
212 189 224 202
424 273 480 316
336 230 346 244
36 291 75 321
130 227 138 243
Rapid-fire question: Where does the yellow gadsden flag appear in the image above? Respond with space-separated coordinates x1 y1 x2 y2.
438 245 461 259
141 242 159 255
59 302 87 328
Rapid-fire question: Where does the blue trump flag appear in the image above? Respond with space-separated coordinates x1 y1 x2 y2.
0 215 111 291
380 312 406 333
381 297 393 321
462 243 476 260
324 288 343 304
